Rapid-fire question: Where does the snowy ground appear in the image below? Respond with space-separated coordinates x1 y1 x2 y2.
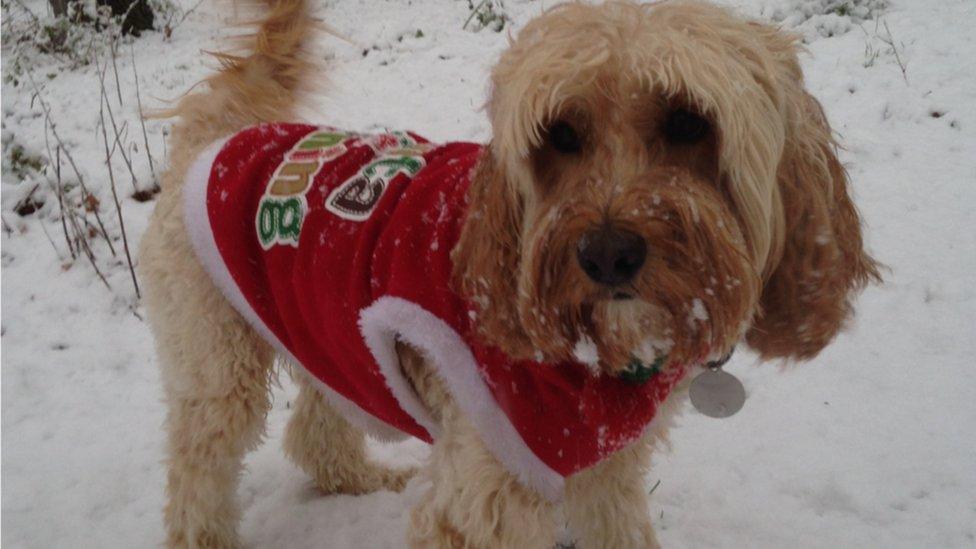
2 0 975 547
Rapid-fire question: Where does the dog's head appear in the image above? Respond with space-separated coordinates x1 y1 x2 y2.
453 0 879 374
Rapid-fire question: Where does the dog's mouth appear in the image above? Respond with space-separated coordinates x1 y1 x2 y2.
566 293 677 375
588 286 638 302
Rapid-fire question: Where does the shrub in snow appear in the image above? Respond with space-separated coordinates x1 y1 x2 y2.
463 0 508 33
1 0 179 85
758 0 887 38
2 132 46 188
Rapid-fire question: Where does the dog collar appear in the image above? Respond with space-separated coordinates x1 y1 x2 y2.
619 346 735 386
620 347 745 418
689 347 745 418
706 347 735 370
619 355 666 385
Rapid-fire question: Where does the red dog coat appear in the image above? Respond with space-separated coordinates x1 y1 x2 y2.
183 123 689 500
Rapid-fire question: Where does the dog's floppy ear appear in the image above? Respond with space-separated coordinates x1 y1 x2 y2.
746 88 880 360
452 145 534 355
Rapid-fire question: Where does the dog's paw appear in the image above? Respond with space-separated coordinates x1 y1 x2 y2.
166 527 240 549
358 464 417 493
314 464 418 495
381 465 418 492
408 504 468 549
630 523 661 549
571 523 660 549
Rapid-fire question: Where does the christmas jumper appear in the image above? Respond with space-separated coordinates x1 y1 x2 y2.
182 123 689 500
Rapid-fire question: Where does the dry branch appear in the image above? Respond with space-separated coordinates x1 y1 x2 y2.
98 57 141 298
131 44 158 190
28 72 118 256
53 147 77 259
99 55 142 192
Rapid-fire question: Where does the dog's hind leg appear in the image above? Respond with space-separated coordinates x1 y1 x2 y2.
283 377 416 494
139 0 322 543
142 211 276 549
162 324 273 548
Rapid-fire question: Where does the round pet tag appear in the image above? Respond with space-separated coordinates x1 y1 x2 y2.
689 367 746 418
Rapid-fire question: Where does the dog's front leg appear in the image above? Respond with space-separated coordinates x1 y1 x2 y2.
408 405 557 549
283 376 416 494
565 436 660 549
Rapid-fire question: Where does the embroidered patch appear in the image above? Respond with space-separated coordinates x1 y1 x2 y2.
325 132 432 221
256 129 354 249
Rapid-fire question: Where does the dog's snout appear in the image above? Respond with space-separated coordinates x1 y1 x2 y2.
576 227 647 286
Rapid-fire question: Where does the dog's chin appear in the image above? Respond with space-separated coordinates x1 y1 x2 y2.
581 297 675 376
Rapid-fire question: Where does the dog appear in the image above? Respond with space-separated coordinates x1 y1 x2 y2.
139 0 879 547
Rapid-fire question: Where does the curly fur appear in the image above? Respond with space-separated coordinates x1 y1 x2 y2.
454 0 880 374
142 0 878 547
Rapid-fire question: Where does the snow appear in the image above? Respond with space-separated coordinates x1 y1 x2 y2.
3 0 976 547
572 335 601 374
689 298 709 325
635 334 674 365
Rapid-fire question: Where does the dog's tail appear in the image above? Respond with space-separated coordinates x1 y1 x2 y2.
160 0 317 185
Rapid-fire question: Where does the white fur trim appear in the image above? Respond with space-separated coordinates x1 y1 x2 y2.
182 138 406 442
359 296 566 501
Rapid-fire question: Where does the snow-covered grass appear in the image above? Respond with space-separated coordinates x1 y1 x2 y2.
2 0 975 546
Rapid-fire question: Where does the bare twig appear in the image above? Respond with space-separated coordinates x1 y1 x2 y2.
41 111 77 259
880 20 909 85
78 231 113 291
162 0 206 41
14 183 41 214
463 0 489 30
117 0 147 36
161 130 168 161
99 72 141 298
53 147 77 259
28 66 121 291
110 39 124 106
59 193 112 292
81 31 98 66
77 214 104 239
131 44 159 190
171 0 206 30
106 120 129 158
62 201 85 251
99 55 141 191
28 72 118 256
10 0 41 29
38 216 64 259
863 19 909 85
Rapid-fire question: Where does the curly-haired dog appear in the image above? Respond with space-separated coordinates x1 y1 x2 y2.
140 0 879 547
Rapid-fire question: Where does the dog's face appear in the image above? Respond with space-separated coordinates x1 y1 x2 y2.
516 84 759 371
453 1 878 373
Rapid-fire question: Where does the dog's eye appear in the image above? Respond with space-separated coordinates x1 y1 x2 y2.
546 120 582 154
664 109 710 144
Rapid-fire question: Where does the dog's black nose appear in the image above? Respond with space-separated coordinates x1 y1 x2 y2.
576 227 647 286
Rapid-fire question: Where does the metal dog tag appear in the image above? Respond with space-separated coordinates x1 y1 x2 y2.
690 367 746 418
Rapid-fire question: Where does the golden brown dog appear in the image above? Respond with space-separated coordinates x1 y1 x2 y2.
140 0 879 547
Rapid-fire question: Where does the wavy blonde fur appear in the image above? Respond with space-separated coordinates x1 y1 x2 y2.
143 1 878 547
